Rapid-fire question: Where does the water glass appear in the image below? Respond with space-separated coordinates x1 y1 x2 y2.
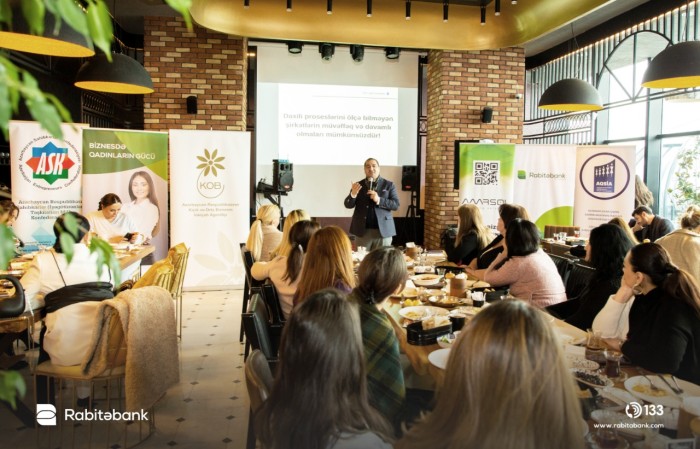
604 350 623 378
574 229 581 238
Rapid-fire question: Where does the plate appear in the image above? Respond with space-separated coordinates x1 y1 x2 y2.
412 274 442 287
395 287 418 298
428 348 451 370
624 376 681 408
452 305 486 317
398 305 449 321
597 387 638 411
571 368 614 388
428 295 461 308
437 331 460 348
554 327 587 346
565 355 600 370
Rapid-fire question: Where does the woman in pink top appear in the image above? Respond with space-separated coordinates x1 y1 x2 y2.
472 219 566 308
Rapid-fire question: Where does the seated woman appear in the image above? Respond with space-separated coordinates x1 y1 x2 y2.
86 193 141 244
0 199 22 253
608 216 639 245
468 219 566 308
657 205 700 282
246 204 282 262
270 209 310 258
293 225 356 306
595 243 700 383
467 203 529 270
445 204 493 266
395 300 584 449
251 220 320 319
348 246 407 428
547 223 634 330
256 288 394 449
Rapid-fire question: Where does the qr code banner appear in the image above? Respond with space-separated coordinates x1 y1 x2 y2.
474 161 500 186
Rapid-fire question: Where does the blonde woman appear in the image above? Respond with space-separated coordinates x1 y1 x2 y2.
293 225 356 306
395 300 585 449
608 216 639 244
657 205 700 282
245 204 282 262
446 203 493 265
271 209 310 258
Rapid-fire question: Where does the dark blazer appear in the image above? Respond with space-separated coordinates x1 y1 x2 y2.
634 215 674 242
344 176 399 238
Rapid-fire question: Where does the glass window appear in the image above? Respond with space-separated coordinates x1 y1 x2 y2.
662 91 700 134
607 103 647 140
659 136 700 223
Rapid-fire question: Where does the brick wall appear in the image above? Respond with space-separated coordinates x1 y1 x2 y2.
143 17 247 132
424 48 525 249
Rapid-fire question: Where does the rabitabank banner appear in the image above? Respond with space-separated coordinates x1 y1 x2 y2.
169 129 250 290
10 121 87 249
82 129 169 261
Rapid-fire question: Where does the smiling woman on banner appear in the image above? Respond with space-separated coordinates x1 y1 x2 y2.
121 171 160 242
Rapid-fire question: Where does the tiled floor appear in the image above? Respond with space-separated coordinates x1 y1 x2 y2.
0 289 252 449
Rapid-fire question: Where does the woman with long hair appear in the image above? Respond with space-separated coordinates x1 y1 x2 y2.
121 171 161 240
86 193 140 244
395 300 584 449
608 216 639 244
468 218 566 308
270 209 310 258
445 204 493 265
547 223 634 330
595 243 700 383
255 288 394 449
657 205 700 281
293 225 355 306
246 204 282 262
348 246 408 428
467 203 529 270
251 220 320 319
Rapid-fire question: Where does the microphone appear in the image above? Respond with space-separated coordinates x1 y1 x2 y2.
368 177 374 191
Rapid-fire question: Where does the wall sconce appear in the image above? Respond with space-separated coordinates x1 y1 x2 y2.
186 96 198 114
319 43 335 60
481 107 493 123
287 41 303 54
385 47 400 60
350 45 364 62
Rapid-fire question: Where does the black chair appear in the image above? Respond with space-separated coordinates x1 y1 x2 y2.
242 292 282 365
244 349 273 449
239 244 264 343
261 282 286 325
566 262 596 299
548 253 576 286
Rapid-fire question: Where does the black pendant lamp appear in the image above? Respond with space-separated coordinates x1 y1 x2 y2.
538 78 603 112
0 9 94 57
75 53 154 95
642 41 700 89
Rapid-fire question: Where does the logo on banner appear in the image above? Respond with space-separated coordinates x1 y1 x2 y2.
18 138 81 190
579 152 630 200
196 148 226 198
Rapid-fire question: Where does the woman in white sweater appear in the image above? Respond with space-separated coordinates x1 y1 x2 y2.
656 205 700 282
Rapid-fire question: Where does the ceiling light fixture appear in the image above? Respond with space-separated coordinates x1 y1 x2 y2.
406 1 411 20
641 41 700 89
443 1 449 23
511 0 517 4
537 78 603 111
286 0 292 12
74 53 154 94
319 42 334 60
327 0 332 14
480 6 486 25
350 45 364 62
385 47 400 60
287 41 303 54
244 0 249 8
495 0 501 16
367 0 373 17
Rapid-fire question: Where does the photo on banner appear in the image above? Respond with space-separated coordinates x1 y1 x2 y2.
457 142 516 232
81 129 169 261
169 129 250 290
9 121 88 249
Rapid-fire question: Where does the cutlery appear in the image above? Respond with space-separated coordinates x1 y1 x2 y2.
671 375 685 394
642 374 662 392
657 374 682 395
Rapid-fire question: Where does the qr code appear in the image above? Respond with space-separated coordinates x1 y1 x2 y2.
474 161 500 186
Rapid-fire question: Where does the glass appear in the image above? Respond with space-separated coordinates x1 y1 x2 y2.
574 229 581 239
471 291 485 308
585 329 605 363
436 268 446 279
604 350 623 378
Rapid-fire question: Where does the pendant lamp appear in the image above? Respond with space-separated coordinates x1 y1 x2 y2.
75 53 154 95
0 9 94 57
641 41 700 89
538 78 603 112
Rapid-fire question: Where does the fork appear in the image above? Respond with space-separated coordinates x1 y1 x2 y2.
657 374 682 395
671 375 685 394
643 374 662 392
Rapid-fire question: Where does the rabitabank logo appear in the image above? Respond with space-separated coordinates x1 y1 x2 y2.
579 152 631 200
17 136 81 190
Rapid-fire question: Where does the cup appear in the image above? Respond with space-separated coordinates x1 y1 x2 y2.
449 277 468 298
450 314 466 331
585 329 605 363
604 350 623 378
574 229 581 238
471 291 485 308
405 247 418 260
436 268 446 279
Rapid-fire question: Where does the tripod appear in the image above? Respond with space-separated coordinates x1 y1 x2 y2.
405 190 418 243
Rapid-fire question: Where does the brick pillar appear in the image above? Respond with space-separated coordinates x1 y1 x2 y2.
143 17 247 132
424 48 525 249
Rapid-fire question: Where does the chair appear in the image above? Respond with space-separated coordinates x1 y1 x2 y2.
239 244 264 343
261 282 286 325
242 292 281 365
548 253 576 286
544 225 581 239
566 262 596 299
167 243 190 338
244 349 274 449
133 258 175 290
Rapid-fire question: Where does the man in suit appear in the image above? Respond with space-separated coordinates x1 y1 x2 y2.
631 205 674 242
344 158 400 250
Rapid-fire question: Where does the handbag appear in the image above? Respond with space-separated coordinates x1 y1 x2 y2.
0 274 26 318
43 252 114 315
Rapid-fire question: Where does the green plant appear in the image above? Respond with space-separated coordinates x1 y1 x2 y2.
668 139 700 213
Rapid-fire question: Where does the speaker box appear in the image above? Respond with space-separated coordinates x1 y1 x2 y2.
186 96 197 114
273 159 294 192
401 165 418 191
481 107 493 123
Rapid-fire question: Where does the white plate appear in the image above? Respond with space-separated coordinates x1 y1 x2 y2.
571 368 614 388
428 348 451 370
398 305 449 321
392 287 418 298
412 274 442 287
437 331 460 348
624 376 681 408
565 355 599 370
554 327 587 346
428 295 461 308
452 305 486 317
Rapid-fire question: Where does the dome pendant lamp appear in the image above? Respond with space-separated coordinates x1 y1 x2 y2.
0 9 94 57
75 53 154 95
642 41 700 89
538 78 603 112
